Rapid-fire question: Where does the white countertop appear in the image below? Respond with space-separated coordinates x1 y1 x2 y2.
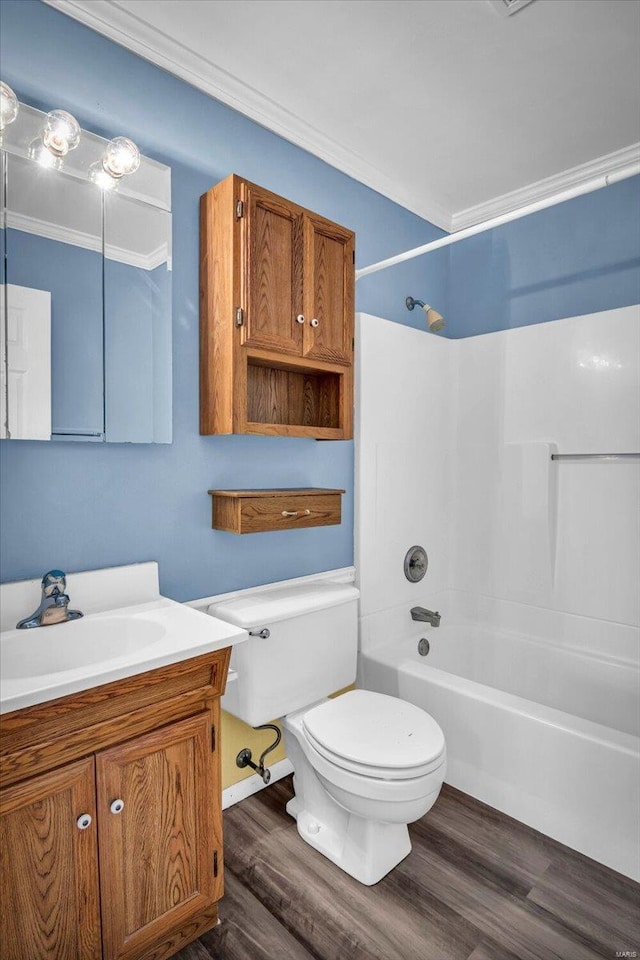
0 597 246 714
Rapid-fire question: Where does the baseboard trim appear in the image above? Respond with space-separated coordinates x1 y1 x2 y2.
222 758 294 810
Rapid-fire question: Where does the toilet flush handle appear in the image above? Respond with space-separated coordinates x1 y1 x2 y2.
248 628 270 639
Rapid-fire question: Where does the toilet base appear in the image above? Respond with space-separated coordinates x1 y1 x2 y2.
286 793 412 886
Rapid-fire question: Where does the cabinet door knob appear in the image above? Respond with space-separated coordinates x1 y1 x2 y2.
296 314 305 324
110 799 125 815
76 813 92 830
310 318 319 328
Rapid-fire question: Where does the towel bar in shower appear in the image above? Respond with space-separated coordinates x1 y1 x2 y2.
550 453 640 461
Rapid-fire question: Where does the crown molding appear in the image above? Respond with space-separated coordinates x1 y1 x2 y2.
41 1 640 238
7 210 169 270
42 0 452 230
450 143 640 231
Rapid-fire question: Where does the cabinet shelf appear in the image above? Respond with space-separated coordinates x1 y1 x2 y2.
247 357 344 434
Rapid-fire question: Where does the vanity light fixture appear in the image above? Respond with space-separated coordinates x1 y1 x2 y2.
42 109 81 157
28 137 63 169
88 159 119 190
103 136 140 178
28 108 81 169
91 135 140 189
0 81 19 131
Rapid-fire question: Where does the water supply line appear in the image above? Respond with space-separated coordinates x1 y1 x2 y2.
236 723 282 784
356 160 640 281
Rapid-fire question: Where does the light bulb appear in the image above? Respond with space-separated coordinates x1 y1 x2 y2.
28 136 62 170
102 136 140 179
43 109 80 157
0 81 19 131
89 160 119 191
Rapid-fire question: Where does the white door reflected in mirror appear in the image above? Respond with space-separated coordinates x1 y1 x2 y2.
0 283 51 440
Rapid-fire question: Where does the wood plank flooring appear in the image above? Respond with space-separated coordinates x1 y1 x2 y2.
174 777 640 960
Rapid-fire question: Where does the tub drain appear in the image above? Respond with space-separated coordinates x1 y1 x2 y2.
418 637 430 656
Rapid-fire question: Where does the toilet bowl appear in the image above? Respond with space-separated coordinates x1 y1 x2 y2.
210 578 447 886
282 689 446 885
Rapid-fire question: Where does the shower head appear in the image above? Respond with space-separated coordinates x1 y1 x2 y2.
405 296 445 333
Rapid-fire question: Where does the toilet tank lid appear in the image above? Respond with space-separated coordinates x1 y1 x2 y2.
208 581 359 628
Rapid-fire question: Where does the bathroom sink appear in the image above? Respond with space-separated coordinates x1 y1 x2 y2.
1 615 166 679
0 595 247 714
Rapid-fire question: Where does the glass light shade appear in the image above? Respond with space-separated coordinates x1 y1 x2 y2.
102 136 140 179
43 109 81 157
89 160 119 191
28 136 63 170
0 81 19 131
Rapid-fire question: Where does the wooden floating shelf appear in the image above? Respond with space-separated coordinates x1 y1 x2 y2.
208 488 345 534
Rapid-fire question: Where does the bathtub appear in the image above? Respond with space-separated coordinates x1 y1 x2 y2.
359 614 640 880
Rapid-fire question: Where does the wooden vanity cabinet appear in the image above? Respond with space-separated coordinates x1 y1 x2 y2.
0 647 230 960
200 175 355 439
0 758 102 960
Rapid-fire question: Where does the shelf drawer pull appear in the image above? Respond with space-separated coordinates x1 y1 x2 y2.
110 799 125 815
281 509 312 518
76 813 92 830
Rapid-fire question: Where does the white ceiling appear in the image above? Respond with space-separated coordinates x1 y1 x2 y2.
46 0 640 230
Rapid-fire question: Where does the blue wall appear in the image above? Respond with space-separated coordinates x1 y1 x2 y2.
0 0 445 600
446 176 640 338
1 0 638 600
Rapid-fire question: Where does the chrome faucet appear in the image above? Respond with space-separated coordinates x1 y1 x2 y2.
410 606 441 628
16 570 83 629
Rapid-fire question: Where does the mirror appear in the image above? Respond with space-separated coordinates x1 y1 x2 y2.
0 98 172 443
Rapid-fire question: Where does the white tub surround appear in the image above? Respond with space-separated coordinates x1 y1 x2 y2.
356 307 640 880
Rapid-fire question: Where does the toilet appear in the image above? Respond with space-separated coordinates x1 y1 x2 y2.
210 579 446 886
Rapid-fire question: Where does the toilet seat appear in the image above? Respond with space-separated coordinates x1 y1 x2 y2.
302 690 445 781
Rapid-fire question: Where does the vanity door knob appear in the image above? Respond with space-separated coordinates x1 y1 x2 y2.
296 314 305 324
310 318 319 328
76 813 92 830
110 799 125 815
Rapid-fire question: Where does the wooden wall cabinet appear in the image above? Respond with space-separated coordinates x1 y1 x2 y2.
209 487 344 534
200 175 355 439
0 648 230 960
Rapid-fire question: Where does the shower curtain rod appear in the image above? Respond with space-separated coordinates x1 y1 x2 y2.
355 160 640 281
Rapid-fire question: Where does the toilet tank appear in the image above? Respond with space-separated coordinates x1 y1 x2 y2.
209 580 359 727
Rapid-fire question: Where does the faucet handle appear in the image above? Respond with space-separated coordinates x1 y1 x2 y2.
42 570 67 597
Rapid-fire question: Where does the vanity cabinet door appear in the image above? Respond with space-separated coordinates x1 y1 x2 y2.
302 214 354 366
240 182 304 356
0 757 101 960
96 711 222 960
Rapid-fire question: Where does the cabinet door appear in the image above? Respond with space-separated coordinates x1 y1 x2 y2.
0 757 101 960
241 182 304 356
303 214 354 365
96 711 221 960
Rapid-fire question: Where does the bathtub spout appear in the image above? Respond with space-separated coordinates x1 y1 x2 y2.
410 607 441 627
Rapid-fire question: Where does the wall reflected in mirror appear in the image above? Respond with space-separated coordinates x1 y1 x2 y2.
1 99 172 444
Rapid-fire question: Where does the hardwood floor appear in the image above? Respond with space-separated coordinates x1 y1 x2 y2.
173 777 640 960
